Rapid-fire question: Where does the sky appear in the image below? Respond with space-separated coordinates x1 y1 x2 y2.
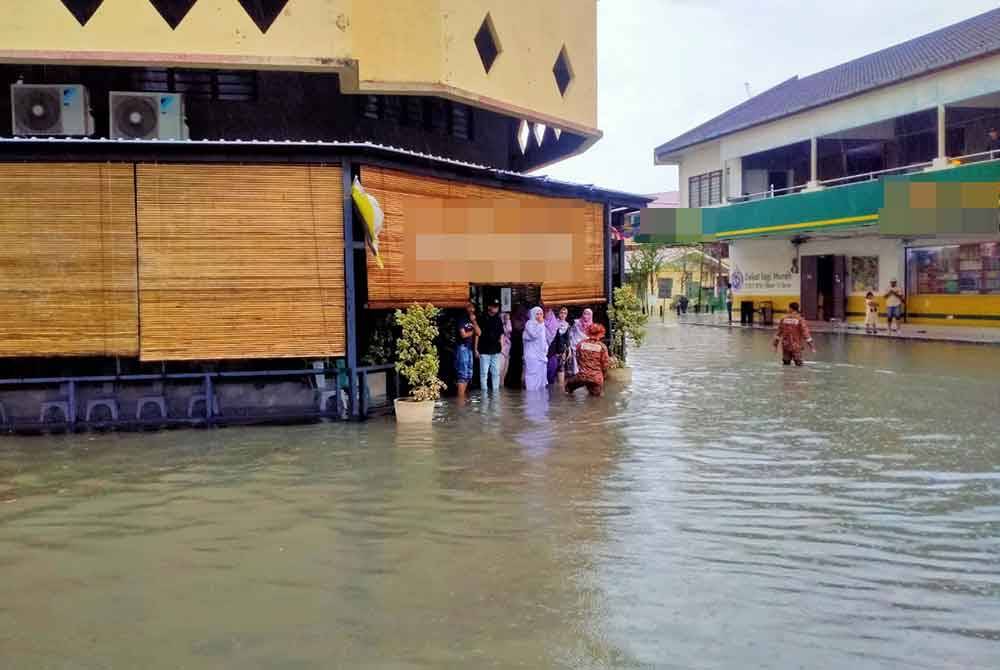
537 0 1000 195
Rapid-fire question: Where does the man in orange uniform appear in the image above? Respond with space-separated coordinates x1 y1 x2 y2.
565 323 610 396
773 302 816 366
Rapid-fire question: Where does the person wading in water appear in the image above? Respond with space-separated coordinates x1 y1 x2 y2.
566 323 610 397
772 302 815 367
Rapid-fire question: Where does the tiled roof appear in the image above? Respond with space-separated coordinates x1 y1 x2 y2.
655 8 1000 157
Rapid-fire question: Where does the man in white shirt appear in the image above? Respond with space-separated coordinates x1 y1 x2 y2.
884 279 905 334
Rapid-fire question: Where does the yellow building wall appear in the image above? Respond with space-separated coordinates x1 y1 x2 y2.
2 0 598 140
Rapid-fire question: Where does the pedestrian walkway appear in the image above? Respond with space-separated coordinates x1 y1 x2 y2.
676 313 1000 345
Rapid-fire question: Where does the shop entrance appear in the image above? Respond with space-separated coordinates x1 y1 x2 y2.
800 255 846 321
469 284 541 314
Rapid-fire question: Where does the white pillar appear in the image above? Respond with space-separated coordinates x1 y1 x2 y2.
929 104 950 170
804 137 823 191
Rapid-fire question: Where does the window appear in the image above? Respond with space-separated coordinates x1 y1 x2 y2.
688 170 723 207
131 68 258 102
907 243 1000 295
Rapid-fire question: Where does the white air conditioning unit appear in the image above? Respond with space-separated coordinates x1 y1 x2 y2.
109 91 188 140
11 84 94 136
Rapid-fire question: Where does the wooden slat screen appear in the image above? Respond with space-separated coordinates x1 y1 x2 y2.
361 166 605 309
136 164 345 361
0 163 138 357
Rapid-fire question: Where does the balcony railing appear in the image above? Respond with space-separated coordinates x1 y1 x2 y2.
729 159 939 204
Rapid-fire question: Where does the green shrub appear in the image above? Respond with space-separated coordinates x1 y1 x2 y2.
608 285 648 366
394 303 446 402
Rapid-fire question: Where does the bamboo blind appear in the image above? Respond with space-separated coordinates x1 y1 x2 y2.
360 167 605 309
136 164 345 361
0 163 138 357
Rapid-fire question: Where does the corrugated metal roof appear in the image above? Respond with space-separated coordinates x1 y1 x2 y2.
655 8 1000 157
0 136 650 206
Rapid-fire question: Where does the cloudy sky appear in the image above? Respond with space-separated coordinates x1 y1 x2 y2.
538 0 1000 195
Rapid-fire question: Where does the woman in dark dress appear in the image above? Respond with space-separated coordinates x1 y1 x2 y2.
505 304 528 389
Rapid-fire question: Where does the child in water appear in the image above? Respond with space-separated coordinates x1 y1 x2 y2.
864 291 878 334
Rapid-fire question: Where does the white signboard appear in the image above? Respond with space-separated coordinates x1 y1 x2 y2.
730 243 797 294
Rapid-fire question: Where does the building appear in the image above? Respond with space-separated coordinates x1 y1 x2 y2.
650 8 1000 328
0 1 646 430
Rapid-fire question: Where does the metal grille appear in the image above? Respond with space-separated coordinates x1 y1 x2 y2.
131 69 258 102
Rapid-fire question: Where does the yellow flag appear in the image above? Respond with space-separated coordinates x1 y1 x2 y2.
351 176 384 269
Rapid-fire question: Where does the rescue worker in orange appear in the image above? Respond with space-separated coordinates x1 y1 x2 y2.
565 323 610 396
772 302 816 366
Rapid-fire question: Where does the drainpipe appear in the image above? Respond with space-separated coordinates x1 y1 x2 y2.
928 104 950 171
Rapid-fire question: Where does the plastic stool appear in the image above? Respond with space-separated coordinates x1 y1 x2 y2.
85 398 119 423
40 400 71 424
187 393 220 419
136 396 168 421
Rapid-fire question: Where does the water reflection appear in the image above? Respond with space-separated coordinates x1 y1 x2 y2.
0 325 998 669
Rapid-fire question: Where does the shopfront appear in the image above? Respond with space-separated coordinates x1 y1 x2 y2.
905 240 1000 326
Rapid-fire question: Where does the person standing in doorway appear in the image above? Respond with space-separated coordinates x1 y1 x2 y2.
455 302 479 399
772 302 816 366
477 299 504 393
884 279 905 334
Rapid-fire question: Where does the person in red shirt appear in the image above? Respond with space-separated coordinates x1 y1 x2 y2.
773 302 816 366
565 323 610 397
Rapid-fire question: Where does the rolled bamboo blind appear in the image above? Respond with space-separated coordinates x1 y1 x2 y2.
136 164 345 361
0 163 138 357
360 167 605 309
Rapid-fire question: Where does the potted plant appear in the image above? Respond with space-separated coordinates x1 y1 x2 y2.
607 285 648 383
393 303 446 423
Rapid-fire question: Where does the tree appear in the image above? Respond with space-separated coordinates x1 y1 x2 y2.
627 243 667 309
608 285 648 367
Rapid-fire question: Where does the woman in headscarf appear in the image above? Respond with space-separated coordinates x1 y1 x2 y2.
546 306 571 386
568 307 594 375
522 306 550 391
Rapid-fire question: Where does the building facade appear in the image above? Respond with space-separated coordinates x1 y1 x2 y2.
649 8 1000 328
0 0 645 430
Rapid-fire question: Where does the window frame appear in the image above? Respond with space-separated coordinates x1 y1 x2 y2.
688 170 724 207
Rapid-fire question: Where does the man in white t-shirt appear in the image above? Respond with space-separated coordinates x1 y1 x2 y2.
884 279 905 333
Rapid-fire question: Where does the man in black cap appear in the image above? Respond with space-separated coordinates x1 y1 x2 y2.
477 299 505 392
988 128 1000 154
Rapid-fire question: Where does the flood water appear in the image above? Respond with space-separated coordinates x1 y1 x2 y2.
1 324 999 669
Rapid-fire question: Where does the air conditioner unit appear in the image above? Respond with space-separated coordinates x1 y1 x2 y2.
109 92 188 140
11 84 94 136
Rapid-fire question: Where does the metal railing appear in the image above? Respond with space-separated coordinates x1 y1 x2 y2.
728 160 937 204
0 363 401 431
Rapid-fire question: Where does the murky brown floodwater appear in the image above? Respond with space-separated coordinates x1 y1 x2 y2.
1 324 998 669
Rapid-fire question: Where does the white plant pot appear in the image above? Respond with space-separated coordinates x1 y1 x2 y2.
394 397 435 423
606 367 633 384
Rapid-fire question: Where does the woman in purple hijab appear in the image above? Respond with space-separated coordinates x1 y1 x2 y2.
523 306 550 391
